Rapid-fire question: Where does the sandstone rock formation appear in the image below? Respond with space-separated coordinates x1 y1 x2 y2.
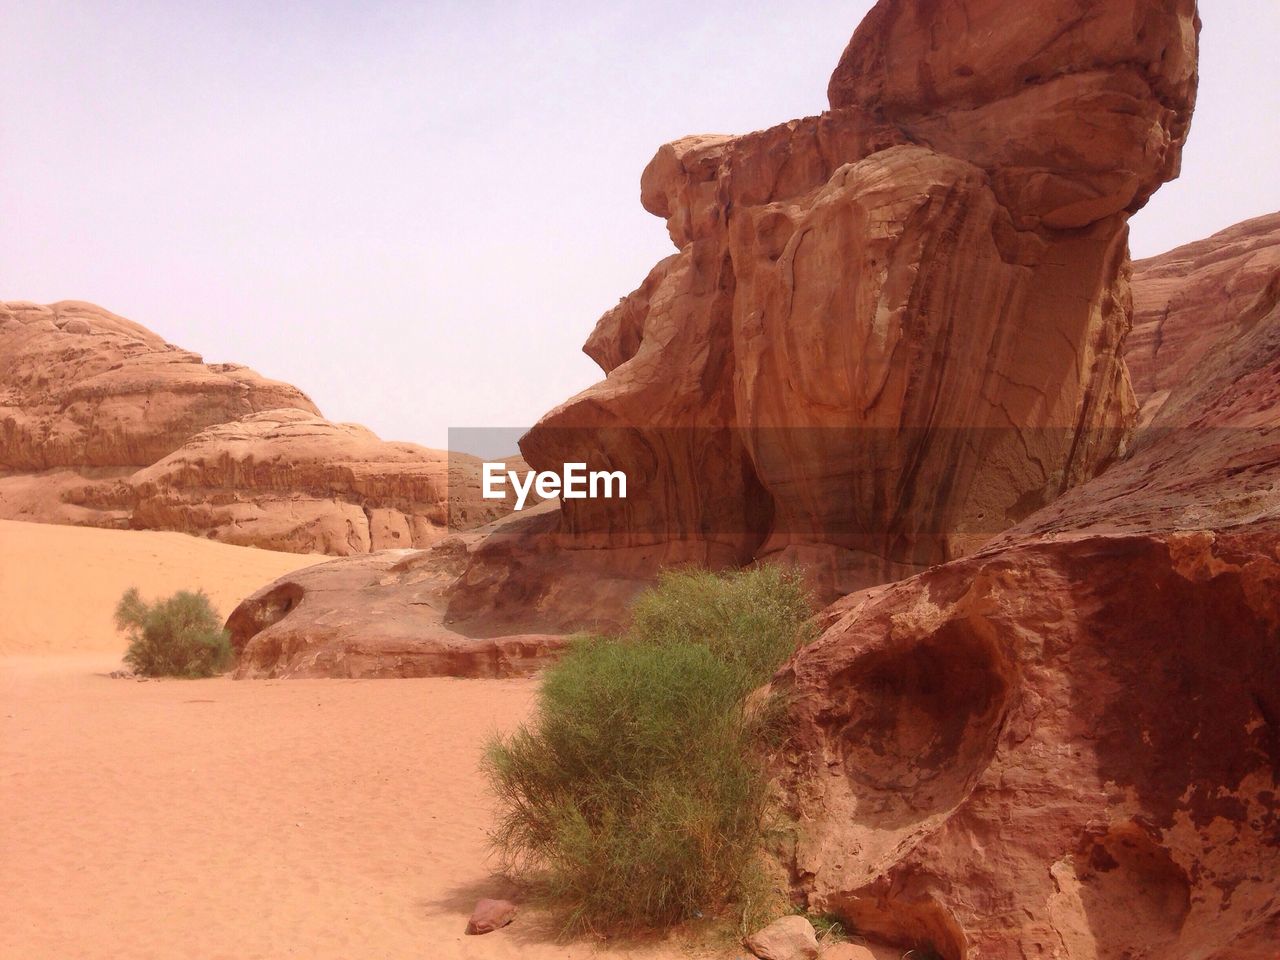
126 409 505 554
225 496 640 675
210 5 1278 956
0 300 316 471
774 235 1280 958
226 0 1213 665
1128 211 1280 421
0 301 514 553
451 0 1201 623
825 0 1198 229
227 515 567 678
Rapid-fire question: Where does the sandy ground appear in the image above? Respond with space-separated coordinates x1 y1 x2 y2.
0 521 761 960
0 519 324 655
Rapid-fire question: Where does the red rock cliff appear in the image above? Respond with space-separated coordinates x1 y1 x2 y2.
776 236 1280 958
450 0 1200 629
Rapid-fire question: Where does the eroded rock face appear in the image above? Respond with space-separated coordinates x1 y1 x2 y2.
781 532 1279 959
124 409 515 554
1128 211 1280 421
0 301 514 553
228 531 568 679
452 0 1199 621
775 283 1280 958
827 0 1199 228
207 0 1242 697
0 300 316 470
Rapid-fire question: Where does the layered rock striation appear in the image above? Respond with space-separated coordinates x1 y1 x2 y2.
0 301 510 552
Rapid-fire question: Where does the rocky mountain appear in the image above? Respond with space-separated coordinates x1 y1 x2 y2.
220 0 1278 950
0 300 512 552
12 0 1277 954
223 202 1280 677
0 300 316 471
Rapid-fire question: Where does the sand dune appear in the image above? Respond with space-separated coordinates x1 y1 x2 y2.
0 522 746 959
0 519 323 656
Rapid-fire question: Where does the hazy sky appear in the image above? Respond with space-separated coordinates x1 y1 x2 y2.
4 1 1278 450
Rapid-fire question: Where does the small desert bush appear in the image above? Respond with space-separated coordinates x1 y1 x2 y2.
115 588 232 678
484 566 813 934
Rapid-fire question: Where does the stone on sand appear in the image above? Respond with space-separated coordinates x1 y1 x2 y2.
464 898 517 935
744 915 820 960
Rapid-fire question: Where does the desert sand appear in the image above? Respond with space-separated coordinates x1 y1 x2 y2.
0 519 324 656
0 521 752 960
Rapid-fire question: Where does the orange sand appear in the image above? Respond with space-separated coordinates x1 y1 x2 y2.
0 522 754 959
0 519 325 655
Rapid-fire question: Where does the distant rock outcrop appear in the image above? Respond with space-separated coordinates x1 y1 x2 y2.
125 408 498 554
0 300 316 470
0 301 512 552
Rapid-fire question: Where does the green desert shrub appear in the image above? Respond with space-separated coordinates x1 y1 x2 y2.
114 588 232 678
484 565 813 933
629 566 815 687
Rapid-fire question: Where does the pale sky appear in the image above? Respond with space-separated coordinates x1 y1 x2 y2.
4 1 1278 450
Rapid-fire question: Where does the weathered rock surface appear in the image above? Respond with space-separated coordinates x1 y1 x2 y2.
227 523 568 679
124 409 512 555
1128 211 1280 421
775 267 1280 957
464 899 517 936
0 300 316 470
450 0 1200 622
827 0 1199 229
0 301 514 553
228 0 1217 674
745 915 821 960
816 946 878 960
